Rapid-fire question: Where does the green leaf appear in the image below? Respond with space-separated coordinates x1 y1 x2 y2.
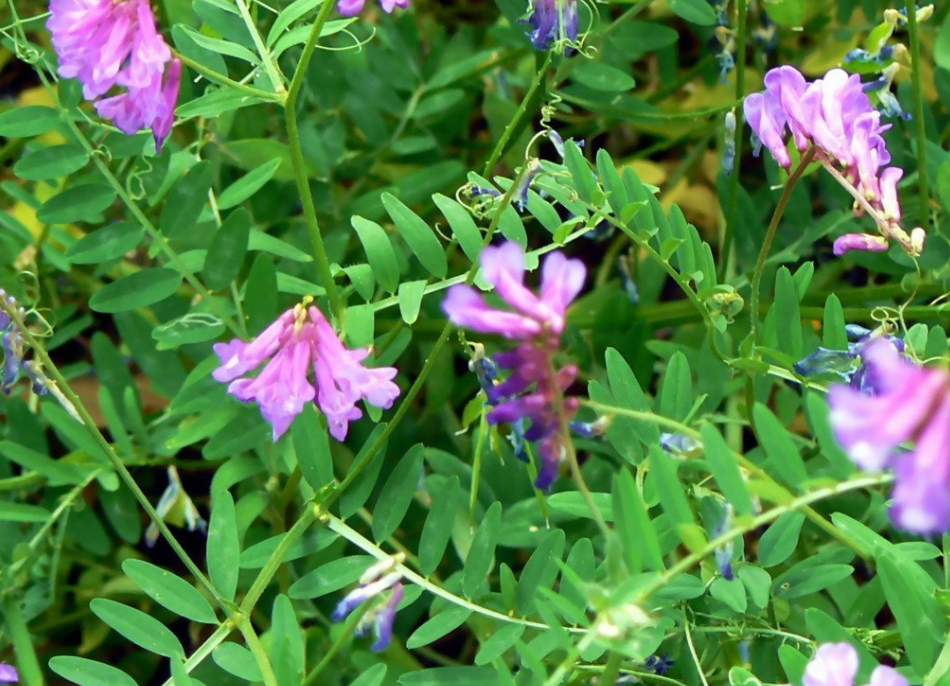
266 0 325 46
14 144 89 181
752 403 809 490
90 598 183 657
433 193 482 262
0 106 59 137
879 553 943 674
612 469 663 573
207 491 241 601
822 294 847 349
774 564 854 600
291 407 333 492
474 624 525 665
710 577 747 613
563 139 598 204
701 424 754 516
649 445 695 536
67 221 144 265
289 555 374 599
202 208 251 291
547 492 613 522
244 252 278 333
515 529 565 614
758 512 805 567
351 665 388 686
804 393 853 478
37 184 116 224
382 193 448 277
668 0 717 25
217 159 282 210
340 423 389 519
659 351 691 421
0 502 50 522
89 269 182 313
152 312 226 351
774 267 803 359
373 444 425 542
463 501 502 599
352 216 400 292
398 280 427 325
175 89 265 118
160 161 213 238
49 657 138 686
419 476 461 576
213 643 263 681
406 606 472 649
572 62 635 92
180 26 261 63
762 0 805 26
399 668 501 686
122 559 218 624
221 139 297 181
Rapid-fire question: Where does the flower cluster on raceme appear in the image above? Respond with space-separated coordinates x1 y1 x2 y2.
213 301 400 442
336 0 408 17
47 0 181 151
443 241 586 490
802 643 907 686
524 0 578 55
744 66 924 258
828 338 950 535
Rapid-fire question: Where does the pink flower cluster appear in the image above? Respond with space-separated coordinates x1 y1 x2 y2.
443 242 586 490
828 338 950 535
337 0 408 17
214 303 400 441
803 643 906 686
48 0 181 151
745 66 923 257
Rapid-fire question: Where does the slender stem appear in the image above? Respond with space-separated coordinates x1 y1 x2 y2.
683 609 710 686
599 653 624 686
904 0 929 225
0 300 232 614
174 51 284 101
158 623 235 686
240 502 319 613
2 594 45 686
469 409 488 524
481 53 552 177
239 618 280 686
301 604 370 686
234 0 285 93
749 147 815 344
720 0 748 281
284 0 345 322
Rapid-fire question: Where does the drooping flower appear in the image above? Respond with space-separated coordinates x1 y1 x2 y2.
524 0 578 55
443 242 585 489
828 338 950 534
0 663 17 684
333 555 405 653
145 466 206 548
802 643 907 686
795 325 904 395
743 66 923 257
336 0 408 16
47 0 181 150
214 302 399 441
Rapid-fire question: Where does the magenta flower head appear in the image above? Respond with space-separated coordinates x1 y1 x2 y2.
47 0 181 151
802 643 906 686
443 242 586 490
213 301 400 441
828 338 950 534
744 66 923 257
336 0 408 17
0 663 17 684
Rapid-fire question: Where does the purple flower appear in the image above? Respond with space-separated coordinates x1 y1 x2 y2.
828 339 950 534
333 557 404 652
214 303 400 441
336 0 408 16
744 66 922 256
525 0 578 55
47 0 181 150
803 643 906 686
0 663 17 684
443 242 586 489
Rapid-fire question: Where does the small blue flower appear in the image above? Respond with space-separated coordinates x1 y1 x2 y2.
513 159 543 212
722 110 737 176
524 0 578 55
712 503 735 580
660 432 702 458
333 556 405 653
644 654 675 676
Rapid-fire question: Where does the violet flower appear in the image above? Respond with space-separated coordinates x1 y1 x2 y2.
524 0 578 55
443 242 585 490
828 338 950 534
336 0 408 16
0 663 17 684
333 556 405 653
794 326 904 395
744 66 923 257
47 0 181 150
214 302 400 441
803 643 906 686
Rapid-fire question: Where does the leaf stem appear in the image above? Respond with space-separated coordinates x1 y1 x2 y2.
720 0 748 281
749 147 815 344
284 0 346 322
239 617 280 686
904 0 930 225
234 0 286 93
173 51 284 101
1 594 45 686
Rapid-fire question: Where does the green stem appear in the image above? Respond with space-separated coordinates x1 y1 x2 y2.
0 301 232 614
174 51 284 101
481 53 552 177
301 604 370 686
239 618 280 686
749 147 815 345
284 0 345 322
234 0 285 93
2 594 45 686
240 502 319 613
158 623 235 686
904 0 930 225
720 0 748 282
